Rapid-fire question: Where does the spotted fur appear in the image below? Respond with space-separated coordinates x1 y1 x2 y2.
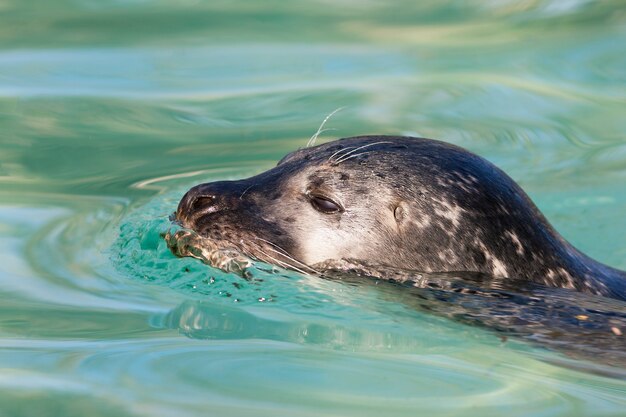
176 136 626 300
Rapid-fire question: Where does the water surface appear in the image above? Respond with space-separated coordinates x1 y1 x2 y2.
1 1 626 416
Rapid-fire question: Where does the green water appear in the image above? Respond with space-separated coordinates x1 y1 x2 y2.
1 1 626 416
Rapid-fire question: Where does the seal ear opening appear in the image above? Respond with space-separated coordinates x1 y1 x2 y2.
393 202 409 224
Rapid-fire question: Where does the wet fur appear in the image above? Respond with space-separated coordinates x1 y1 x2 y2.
176 136 626 300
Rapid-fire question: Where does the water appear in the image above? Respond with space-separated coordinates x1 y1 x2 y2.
1 1 626 416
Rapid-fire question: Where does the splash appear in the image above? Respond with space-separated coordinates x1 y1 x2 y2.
165 227 253 277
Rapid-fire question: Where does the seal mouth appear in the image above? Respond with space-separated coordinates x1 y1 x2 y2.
164 225 253 277
166 213 319 277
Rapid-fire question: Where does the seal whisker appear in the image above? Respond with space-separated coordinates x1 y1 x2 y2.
307 107 345 148
253 237 319 274
334 141 393 164
263 246 320 275
313 127 337 139
329 142 384 164
334 150 375 164
328 146 356 163
253 236 291 255
240 184 254 200
254 248 292 269
254 247 311 276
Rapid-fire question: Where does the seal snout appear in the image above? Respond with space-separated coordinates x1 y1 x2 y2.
176 181 243 228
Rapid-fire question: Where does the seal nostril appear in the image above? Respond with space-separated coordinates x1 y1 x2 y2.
192 195 216 209
177 189 210 220
189 194 225 216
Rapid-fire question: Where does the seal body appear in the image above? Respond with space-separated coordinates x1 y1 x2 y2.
175 136 626 300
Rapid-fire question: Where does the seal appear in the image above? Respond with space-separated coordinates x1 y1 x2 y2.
174 135 626 300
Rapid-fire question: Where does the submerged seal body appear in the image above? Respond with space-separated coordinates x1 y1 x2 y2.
175 136 626 300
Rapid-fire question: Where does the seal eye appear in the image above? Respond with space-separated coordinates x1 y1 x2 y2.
310 195 342 214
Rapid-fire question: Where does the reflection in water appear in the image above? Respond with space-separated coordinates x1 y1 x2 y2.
163 195 626 372
1 0 626 415
363 272 626 372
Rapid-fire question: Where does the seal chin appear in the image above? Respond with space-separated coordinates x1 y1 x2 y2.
173 135 626 300
165 228 253 276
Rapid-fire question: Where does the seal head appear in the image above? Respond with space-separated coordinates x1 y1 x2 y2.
175 136 626 300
